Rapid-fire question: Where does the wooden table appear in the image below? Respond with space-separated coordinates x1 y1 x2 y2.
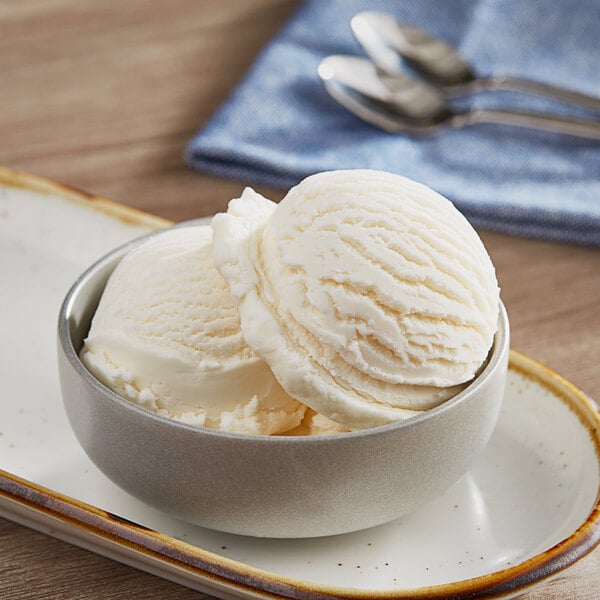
1 1 598 598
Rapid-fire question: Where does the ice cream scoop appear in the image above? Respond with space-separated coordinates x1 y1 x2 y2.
80 226 306 435
211 170 500 430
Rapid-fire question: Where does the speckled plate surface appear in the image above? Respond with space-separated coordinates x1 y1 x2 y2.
1 167 599 600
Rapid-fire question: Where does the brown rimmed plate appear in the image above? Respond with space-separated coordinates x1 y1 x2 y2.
1 167 599 599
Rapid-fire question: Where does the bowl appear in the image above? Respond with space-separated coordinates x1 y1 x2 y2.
57 229 510 538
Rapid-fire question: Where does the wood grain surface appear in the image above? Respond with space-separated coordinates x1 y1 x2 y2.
1 1 599 598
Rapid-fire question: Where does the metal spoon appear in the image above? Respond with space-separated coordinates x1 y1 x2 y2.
318 55 600 139
351 11 600 112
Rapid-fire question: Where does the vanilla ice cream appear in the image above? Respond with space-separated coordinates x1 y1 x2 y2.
80 226 306 435
211 170 500 430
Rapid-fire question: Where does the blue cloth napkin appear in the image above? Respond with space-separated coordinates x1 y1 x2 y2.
186 0 600 246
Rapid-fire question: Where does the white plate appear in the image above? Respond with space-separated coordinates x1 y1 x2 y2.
1 167 599 600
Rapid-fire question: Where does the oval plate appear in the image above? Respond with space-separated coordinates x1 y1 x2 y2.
0 167 599 600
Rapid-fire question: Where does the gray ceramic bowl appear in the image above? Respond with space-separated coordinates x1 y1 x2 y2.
58 230 510 539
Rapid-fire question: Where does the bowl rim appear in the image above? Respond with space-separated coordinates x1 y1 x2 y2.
58 225 510 443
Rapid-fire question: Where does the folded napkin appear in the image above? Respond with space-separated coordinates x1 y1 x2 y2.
186 0 600 245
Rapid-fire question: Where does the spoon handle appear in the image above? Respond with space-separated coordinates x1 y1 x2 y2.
463 108 600 140
455 77 600 112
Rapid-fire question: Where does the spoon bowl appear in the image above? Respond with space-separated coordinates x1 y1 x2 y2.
318 55 449 124
351 11 473 86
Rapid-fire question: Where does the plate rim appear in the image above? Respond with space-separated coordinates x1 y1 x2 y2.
0 165 172 230
1 167 599 599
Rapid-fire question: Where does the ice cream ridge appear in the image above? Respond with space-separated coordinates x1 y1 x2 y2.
82 169 499 434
